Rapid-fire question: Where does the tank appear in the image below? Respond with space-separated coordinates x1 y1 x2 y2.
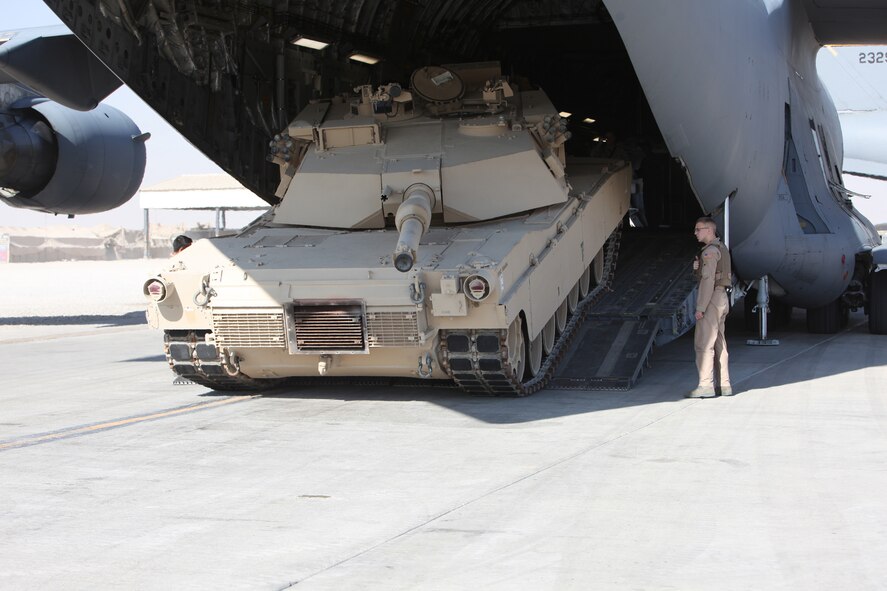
144 62 631 395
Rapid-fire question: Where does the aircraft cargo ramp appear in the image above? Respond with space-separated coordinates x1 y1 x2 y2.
550 231 700 390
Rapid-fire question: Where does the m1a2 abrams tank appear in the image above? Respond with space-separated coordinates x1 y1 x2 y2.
144 62 631 395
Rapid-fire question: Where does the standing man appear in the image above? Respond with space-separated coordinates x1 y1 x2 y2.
171 235 192 255
687 217 733 398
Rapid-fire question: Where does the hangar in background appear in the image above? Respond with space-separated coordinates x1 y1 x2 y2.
139 174 269 254
139 173 269 231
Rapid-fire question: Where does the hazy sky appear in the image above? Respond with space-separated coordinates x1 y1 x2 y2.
4 1 887 228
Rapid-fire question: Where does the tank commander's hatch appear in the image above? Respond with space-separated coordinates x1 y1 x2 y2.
410 66 465 115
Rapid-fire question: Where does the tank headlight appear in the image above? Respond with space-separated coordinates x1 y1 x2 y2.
464 275 491 302
143 278 169 302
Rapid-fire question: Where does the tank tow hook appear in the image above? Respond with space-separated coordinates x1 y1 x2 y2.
410 273 426 306
193 276 216 307
417 352 434 378
222 350 243 377
318 354 333 376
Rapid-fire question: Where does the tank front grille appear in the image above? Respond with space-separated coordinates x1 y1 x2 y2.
293 304 366 352
367 311 420 347
212 310 286 348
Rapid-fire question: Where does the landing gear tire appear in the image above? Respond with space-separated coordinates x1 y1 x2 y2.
806 298 847 334
869 271 887 334
505 316 526 381
772 299 794 327
542 316 557 355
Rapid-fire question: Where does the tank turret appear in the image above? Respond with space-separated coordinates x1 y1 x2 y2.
267 62 574 231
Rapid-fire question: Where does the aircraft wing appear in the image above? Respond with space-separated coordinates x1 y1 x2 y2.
802 0 887 45
0 26 121 111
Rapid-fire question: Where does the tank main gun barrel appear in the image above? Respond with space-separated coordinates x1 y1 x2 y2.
393 184 434 272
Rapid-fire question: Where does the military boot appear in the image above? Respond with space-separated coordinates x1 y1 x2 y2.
685 386 717 398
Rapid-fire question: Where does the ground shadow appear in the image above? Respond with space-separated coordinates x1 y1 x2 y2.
0 311 145 327
187 298 886 425
654 303 887 392
123 354 167 363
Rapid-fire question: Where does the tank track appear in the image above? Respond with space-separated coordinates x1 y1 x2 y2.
163 330 283 391
439 227 622 396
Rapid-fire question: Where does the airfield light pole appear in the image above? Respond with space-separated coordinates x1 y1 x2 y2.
143 208 150 259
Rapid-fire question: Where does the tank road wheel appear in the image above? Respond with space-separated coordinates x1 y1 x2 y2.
869 271 887 334
579 248 605 300
591 249 605 288
555 299 568 335
567 282 581 314
526 328 544 379
505 316 526 381
542 316 557 355
579 266 591 299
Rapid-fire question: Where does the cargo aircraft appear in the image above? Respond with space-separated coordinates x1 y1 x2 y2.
35 0 887 338
0 26 147 216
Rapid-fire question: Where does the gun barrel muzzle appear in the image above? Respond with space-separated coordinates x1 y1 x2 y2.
393 184 434 272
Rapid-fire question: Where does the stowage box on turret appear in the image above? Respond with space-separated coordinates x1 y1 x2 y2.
144 63 631 395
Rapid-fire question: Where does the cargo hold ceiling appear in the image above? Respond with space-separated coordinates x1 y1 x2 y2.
46 0 647 203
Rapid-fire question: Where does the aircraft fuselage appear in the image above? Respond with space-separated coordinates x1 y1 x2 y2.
605 0 880 307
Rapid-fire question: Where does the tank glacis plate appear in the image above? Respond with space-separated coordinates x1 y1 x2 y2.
144 64 632 394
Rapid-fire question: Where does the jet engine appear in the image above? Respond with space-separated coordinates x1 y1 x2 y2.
0 97 148 215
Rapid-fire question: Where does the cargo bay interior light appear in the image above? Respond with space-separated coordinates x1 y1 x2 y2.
558 111 572 118
583 117 596 124
290 35 329 50
349 52 380 65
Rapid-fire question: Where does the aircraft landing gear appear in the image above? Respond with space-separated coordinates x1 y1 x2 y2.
806 298 848 334
744 290 792 333
746 276 780 346
869 270 887 335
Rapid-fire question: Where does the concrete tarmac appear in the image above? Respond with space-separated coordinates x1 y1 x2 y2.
1 261 886 590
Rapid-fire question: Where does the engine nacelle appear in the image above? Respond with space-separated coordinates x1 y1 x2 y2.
0 98 148 215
